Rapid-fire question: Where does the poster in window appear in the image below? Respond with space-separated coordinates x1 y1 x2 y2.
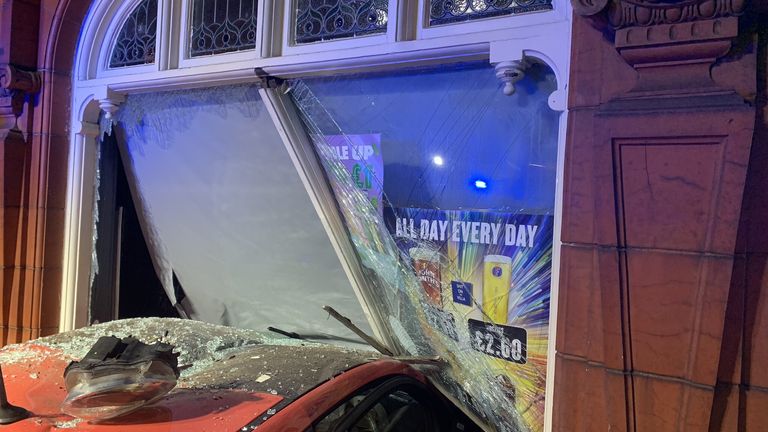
386 207 553 431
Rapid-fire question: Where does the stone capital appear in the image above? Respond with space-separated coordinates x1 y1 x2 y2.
571 0 747 29
0 64 42 123
571 0 751 108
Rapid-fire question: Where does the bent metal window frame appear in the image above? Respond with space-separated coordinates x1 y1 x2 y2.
68 0 572 430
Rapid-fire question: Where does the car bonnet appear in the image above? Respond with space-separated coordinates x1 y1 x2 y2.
0 318 378 431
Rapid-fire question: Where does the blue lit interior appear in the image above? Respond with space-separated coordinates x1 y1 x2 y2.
300 63 560 213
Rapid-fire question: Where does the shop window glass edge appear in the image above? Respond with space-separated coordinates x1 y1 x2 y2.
286 62 560 432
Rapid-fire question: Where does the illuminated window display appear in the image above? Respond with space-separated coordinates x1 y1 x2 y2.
289 63 559 431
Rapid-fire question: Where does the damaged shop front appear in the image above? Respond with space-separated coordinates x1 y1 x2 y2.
60 63 564 431
41 0 574 430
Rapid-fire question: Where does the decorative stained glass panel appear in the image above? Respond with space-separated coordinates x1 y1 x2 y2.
189 0 258 57
295 0 388 45
429 0 553 26
109 0 157 68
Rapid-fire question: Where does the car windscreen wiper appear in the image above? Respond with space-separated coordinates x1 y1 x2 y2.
266 326 370 346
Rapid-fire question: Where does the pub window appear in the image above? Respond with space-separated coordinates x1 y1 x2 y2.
294 0 388 45
428 0 554 26
109 0 158 68
189 0 258 57
287 62 559 430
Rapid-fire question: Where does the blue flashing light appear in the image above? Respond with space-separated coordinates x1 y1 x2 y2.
474 179 488 190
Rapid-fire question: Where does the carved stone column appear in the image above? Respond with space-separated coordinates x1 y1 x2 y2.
554 1 758 431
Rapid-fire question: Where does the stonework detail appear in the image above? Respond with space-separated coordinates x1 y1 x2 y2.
0 64 42 129
570 0 749 108
571 0 746 28
556 1 762 429
0 64 42 94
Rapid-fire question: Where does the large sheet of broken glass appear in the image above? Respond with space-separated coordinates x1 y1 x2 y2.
109 85 372 345
285 63 559 431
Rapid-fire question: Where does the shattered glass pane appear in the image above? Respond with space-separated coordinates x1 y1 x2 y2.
286 63 559 431
112 85 372 345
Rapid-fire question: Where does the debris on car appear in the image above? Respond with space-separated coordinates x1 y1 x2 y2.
61 335 180 421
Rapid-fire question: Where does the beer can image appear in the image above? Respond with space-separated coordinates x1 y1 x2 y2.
409 247 442 307
482 254 513 324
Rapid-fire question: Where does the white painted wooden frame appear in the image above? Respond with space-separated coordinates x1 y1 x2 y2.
66 0 572 428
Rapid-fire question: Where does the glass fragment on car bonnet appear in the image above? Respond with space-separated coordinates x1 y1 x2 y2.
61 335 180 421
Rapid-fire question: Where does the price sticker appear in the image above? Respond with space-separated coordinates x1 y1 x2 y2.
468 319 527 364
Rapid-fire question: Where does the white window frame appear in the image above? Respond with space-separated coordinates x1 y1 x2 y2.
65 1 572 429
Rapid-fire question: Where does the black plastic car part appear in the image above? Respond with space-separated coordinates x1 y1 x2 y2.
61 335 179 421
0 364 28 424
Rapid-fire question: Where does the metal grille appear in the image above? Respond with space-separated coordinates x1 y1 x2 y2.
429 0 553 26
295 0 388 45
109 0 158 68
189 0 258 57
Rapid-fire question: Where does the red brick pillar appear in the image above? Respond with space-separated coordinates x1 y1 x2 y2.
0 0 46 345
553 1 760 430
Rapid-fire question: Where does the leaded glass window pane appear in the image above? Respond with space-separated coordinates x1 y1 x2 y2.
109 0 158 68
295 0 388 45
189 0 258 57
429 0 553 26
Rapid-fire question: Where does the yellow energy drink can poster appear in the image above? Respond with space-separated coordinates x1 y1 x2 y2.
386 207 554 432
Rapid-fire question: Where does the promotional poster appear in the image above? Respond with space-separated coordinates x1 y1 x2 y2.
323 134 383 215
386 207 554 431
313 128 554 431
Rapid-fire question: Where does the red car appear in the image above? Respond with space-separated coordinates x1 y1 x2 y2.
0 318 483 432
